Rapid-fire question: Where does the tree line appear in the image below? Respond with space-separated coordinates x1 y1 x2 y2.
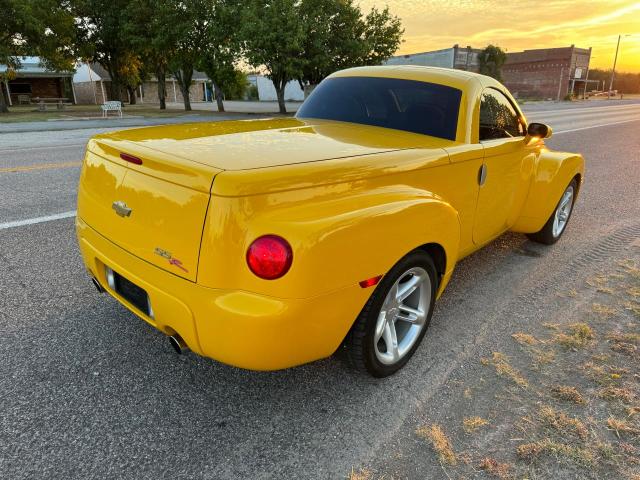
585 69 640 94
1 0 404 113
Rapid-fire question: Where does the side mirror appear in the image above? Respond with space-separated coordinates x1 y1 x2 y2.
526 122 552 139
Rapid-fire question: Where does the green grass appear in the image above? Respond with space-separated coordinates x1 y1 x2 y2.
0 104 230 123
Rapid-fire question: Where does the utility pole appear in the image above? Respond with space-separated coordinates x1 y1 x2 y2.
556 67 564 101
608 35 621 99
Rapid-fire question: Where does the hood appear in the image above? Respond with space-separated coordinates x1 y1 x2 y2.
94 118 454 172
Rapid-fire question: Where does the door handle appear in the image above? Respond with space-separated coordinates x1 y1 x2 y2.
478 164 487 186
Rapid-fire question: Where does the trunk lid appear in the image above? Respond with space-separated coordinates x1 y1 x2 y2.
101 118 450 171
77 139 220 281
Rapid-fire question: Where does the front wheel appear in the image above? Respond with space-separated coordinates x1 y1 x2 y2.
346 251 438 377
527 179 578 245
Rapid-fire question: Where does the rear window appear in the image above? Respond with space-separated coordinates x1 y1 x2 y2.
296 76 462 141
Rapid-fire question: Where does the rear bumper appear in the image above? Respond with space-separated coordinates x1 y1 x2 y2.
76 218 370 370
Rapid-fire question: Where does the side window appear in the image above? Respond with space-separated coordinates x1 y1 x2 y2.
479 89 523 140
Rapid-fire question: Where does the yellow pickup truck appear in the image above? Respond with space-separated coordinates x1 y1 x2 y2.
76 66 584 377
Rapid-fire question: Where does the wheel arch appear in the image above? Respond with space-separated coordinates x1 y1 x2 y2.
417 242 447 279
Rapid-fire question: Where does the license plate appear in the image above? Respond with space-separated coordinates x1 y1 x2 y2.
105 267 152 317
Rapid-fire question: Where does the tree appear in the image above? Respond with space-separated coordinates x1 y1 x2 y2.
197 0 243 112
242 0 306 113
126 0 177 109
119 51 144 104
478 45 507 82
297 1 403 90
1 0 77 113
358 7 404 66
164 0 211 111
297 0 362 87
73 0 143 102
587 68 640 94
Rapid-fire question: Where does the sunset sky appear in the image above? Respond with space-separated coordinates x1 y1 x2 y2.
360 0 640 73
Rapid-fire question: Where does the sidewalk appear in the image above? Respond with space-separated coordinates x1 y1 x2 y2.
0 112 269 134
166 100 302 113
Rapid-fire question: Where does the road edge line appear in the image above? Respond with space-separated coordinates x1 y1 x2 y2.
0 211 77 230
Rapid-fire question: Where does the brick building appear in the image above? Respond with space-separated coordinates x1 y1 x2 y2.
1 57 75 106
73 63 210 105
502 46 592 100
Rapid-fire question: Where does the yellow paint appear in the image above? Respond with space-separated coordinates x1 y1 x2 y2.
0 161 82 173
76 66 584 370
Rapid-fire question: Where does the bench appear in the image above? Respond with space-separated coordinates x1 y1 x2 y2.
101 101 123 118
17 94 31 105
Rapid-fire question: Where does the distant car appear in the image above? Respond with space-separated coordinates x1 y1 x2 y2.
77 66 584 377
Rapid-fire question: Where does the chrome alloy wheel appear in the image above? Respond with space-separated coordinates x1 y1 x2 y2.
552 185 574 238
374 267 431 365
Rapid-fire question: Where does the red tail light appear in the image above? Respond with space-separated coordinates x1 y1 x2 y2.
246 235 293 280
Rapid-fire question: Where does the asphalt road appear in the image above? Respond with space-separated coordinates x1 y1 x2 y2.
1 101 639 479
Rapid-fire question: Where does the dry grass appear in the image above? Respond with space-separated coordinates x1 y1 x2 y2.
478 457 511 479
512 333 539 345
516 439 595 466
550 385 586 405
538 405 588 439
543 322 561 331
607 331 640 344
599 386 635 404
586 274 610 288
416 424 457 465
463 416 489 434
583 362 629 384
610 341 638 356
627 286 640 298
592 303 618 317
348 467 372 480
555 323 595 349
607 418 640 437
618 259 640 279
623 301 640 317
531 348 556 368
483 352 528 388
626 406 640 417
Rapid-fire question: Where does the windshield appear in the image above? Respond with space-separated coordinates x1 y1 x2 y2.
296 76 462 141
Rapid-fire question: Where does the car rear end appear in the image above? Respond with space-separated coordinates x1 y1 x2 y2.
76 136 221 355
75 133 372 370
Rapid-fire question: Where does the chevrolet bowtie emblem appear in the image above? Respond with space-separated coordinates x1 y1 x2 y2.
112 201 132 217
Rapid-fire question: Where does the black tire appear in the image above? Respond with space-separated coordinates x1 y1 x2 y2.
346 250 438 377
526 178 578 245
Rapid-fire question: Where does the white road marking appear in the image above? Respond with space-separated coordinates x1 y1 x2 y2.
525 103 640 116
0 143 85 153
0 211 76 230
554 118 640 134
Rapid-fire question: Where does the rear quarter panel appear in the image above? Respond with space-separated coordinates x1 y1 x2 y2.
197 149 463 300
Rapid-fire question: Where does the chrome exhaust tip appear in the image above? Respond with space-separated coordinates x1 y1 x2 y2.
91 277 105 293
169 334 189 355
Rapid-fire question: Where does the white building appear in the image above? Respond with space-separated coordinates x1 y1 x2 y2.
385 45 482 72
247 74 304 101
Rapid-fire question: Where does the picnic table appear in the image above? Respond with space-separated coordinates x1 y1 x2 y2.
33 97 70 111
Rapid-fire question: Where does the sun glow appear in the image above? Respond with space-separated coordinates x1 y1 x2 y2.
360 0 640 72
